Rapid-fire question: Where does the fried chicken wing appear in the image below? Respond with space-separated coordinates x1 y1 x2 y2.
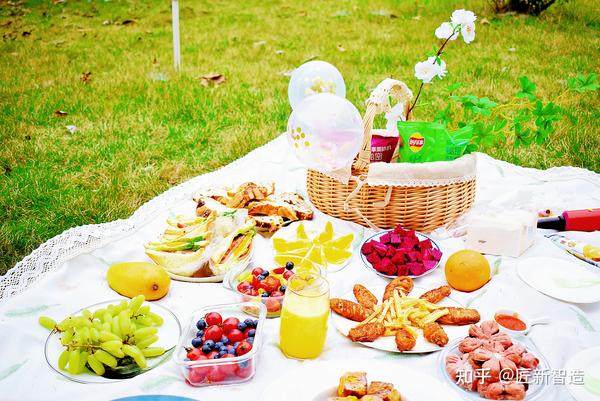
383 276 414 301
394 327 416 351
353 284 378 309
436 307 481 325
330 299 371 322
348 322 385 342
419 285 451 304
422 322 449 346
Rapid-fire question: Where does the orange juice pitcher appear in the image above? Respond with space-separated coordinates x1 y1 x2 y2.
279 272 329 359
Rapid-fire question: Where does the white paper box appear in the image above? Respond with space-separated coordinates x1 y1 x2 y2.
465 210 537 257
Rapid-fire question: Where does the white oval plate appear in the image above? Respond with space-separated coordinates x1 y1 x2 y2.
565 346 600 401
359 230 442 279
517 257 600 304
44 299 181 384
331 285 470 353
261 358 462 401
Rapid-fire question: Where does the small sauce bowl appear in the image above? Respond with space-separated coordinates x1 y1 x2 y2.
494 309 550 336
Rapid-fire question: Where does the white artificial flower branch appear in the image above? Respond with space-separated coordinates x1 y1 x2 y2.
407 9 476 117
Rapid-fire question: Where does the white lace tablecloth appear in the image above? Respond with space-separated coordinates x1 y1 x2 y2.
1 134 599 401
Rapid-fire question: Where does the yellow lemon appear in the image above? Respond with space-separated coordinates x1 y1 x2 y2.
296 223 309 240
324 233 354 250
107 262 170 300
315 221 334 244
444 250 491 292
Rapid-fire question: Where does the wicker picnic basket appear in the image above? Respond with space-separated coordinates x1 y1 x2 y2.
306 79 476 232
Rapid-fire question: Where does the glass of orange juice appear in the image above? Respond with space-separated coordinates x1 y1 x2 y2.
279 272 329 359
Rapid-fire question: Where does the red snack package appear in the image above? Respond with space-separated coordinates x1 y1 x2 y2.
370 129 399 163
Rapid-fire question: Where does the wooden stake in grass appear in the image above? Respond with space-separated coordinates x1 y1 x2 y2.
172 0 181 71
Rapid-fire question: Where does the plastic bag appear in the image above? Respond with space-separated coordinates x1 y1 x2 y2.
397 121 473 163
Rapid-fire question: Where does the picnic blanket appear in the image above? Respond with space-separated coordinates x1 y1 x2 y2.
1 133 599 401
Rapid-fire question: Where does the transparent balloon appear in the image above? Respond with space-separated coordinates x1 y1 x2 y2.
288 60 346 110
287 93 363 172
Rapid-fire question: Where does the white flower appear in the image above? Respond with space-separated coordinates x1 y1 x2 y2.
451 9 477 25
385 102 406 133
461 22 476 44
435 22 457 40
414 56 447 84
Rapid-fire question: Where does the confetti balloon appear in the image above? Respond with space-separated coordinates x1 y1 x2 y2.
288 60 346 110
287 93 363 172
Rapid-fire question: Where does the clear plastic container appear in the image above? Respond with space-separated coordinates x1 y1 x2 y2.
173 301 266 386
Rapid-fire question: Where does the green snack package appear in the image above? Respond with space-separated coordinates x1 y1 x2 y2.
396 121 473 163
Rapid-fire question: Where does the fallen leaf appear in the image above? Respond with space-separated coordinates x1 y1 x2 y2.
337 44 346 52
275 49 284 55
52 39 65 47
52 0 65 3
508 47 516 52
332 10 349 17
278 69 294 77
369 10 396 18
200 73 225 87
480 18 490 25
102 20 111 26
298 10 307 16
79 71 92 84
54 110 68 117
0 21 13 27
253 40 267 47
22 31 31 37
121 19 135 25
65 125 77 134
10 52 17 56
412 15 421 20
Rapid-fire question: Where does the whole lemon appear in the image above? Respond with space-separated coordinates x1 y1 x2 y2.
444 249 490 292
107 262 170 300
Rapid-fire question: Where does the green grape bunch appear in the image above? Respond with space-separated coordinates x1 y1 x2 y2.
38 295 166 377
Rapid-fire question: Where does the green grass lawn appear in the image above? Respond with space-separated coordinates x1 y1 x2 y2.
0 0 598 275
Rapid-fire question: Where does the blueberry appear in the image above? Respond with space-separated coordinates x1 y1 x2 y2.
196 329 205 337
218 350 227 357
213 354 220 359
246 329 256 337
238 360 250 369
204 340 215 349
257 276 265 281
246 337 254 344
237 322 247 331
261 292 269 297
233 342 240 348
253 319 259 327
191 337 203 348
220 336 230 345
196 319 207 330
201 344 211 354
227 348 236 355
215 341 224 349
279 285 286 292
243 318 255 327
285 261 294 270
261 271 270 277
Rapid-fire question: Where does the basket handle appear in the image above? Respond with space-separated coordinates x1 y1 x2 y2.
354 78 414 170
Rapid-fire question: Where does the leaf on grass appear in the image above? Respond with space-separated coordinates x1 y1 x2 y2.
0 21 13 27
121 19 135 25
508 47 516 52
516 76 536 100
275 49 284 55
332 10 350 17
567 73 599 93
65 125 77 134
412 15 421 20
102 20 112 26
278 69 294 77
369 10 396 17
79 71 92 84
200 73 225 87
337 44 346 52
298 10 307 17
22 31 31 37
480 18 490 25
53 110 68 117
253 40 267 47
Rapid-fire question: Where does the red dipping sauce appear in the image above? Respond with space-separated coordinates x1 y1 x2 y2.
495 313 527 331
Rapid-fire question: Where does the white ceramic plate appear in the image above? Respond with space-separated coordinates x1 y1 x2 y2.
517 257 600 304
565 346 600 401
360 230 442 279
44 299 181 384
331 285 469 353
261 358 462 401
439 336 551 401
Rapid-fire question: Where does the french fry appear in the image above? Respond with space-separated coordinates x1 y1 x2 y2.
420 308 449 326
377 300 392 323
